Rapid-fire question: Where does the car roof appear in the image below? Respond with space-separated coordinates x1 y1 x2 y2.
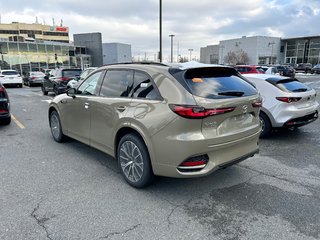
243 73 290 81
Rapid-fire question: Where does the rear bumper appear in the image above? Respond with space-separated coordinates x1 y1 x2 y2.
151 130 260 178
0 78 23 85
283 111 318 127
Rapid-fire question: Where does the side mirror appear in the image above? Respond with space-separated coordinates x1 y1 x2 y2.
67 88 76 98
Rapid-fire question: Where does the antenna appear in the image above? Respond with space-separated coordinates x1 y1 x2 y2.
52 18 55 26
36 16 38 24
60 19 63 27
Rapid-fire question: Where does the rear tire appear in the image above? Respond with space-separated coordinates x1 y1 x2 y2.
1 116 11 125
49 110 66 142
117 133 154 188
41 85 48 95
259 112 272 138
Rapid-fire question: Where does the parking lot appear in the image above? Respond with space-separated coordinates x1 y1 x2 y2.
1 74 320 240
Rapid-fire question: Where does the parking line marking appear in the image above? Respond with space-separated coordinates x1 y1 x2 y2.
11 115 26 129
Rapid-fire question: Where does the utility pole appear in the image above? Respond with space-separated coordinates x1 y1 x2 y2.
159 0 162 62
169 34 175 63
188 48 193 61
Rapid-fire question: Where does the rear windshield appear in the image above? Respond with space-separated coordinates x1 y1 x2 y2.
30 72 45 76
171 67 257 99
62 69 82 78
2 71 19 75
267 78 312 92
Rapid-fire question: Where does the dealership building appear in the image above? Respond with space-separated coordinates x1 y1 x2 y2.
200 35 320 66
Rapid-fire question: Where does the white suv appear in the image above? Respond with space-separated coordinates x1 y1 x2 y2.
0 70 23 88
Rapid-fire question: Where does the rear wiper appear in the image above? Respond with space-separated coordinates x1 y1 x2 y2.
218 91 245 97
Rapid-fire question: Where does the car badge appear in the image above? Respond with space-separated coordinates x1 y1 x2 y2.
242 105 248 113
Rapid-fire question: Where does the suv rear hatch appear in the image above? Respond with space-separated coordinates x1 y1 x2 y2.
170 67 261 144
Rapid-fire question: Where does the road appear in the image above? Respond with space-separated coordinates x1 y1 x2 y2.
0 74 320 240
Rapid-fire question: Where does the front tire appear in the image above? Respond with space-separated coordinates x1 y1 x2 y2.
49 110 66 142
117 133 154 188
259 112 272 138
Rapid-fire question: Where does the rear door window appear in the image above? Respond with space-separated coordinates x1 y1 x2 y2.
99 70 133 98
131 71 161 100
171 67 257 99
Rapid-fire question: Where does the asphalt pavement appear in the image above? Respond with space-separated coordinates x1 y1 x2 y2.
0 74 319 240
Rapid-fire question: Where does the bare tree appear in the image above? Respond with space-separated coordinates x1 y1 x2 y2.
237 50 250 65
224 50 250 65
224 51 238 65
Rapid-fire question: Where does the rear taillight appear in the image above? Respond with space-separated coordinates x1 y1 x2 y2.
61 77 70 81
169 104 235 119
0 109 8 113
31 76 36 80
252 100 262 108
276 97 301 103
0 87 4 92
178 154 209 172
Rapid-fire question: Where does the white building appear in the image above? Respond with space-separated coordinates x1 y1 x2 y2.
201 36 282 65
200 45 219 64
103 43 132 65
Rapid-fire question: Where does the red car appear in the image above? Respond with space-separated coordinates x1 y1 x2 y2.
234 65 265 74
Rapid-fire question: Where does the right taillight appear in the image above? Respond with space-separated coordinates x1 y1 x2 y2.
169 104 235 119
276 97 301 103
0 87 4 92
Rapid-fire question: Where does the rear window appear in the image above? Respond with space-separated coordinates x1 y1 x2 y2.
30 72 45 76
2 71 19 75
171 67 257 99
267 78 311 92
62 69 82 78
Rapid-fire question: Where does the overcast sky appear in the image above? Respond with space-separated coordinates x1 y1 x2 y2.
0 0 320 61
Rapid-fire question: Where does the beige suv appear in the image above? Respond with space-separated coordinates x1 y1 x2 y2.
48 63 261 188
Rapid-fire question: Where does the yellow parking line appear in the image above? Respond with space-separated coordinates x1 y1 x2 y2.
11 115 26 129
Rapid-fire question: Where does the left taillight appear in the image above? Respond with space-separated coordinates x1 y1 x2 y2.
61 77 70 81
276 97 301 103
169 104 235 119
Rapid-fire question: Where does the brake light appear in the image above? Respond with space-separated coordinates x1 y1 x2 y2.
276 97 301 103
31 76 36 80
0 87 4 92
61 77 70 81
0 109 8 113
169 104 235 119
252 100 262 108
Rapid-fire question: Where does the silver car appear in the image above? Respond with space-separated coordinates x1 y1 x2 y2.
243 74 319 137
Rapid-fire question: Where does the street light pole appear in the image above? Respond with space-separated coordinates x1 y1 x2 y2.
159 0 162 62
268 41 275 65
169 34 175 63
188 48 193 61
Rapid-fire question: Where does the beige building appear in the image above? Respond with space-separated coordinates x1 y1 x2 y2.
0 22 69 43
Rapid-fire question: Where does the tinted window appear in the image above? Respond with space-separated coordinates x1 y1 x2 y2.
100 70 133 97
77 71 104 95
62 69 82 78
131 71 160 99
273 79 311 93
1 71 19 75
173 67 257 99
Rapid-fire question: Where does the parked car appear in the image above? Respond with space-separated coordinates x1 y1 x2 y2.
311 64 320 74
41 68 82 95
48 62 262 188
0 82 11 125
234 65 265 74
295 63 312 73
0 70 23 88
23 71 46 87
243 74 319 137
260 66 278 75
274 65 295 78
67 67 97 89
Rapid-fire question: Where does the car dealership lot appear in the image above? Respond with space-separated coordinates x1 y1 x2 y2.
1 75 320 240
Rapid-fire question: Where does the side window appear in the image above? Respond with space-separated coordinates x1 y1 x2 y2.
100 70 133 97
77 71 103 95
131 71 161 100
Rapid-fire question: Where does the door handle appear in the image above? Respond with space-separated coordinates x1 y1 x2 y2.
84 102 90 109
116 106 126 112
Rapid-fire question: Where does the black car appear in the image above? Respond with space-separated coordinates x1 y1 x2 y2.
274 65 295 78
0 82 11 125
295 63 312 73
41 68 82 95
311 64 320 74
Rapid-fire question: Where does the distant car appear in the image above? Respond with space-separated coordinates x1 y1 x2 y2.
274 65 295 78
234 65 265 74
41 68 82 95
260 66 278 75
244 74 319 137
67 67 97 89
48 62 261 188
311 64 320 74
23 71 46 87
295 63 312 73
0 70 23 88
0 82 11 125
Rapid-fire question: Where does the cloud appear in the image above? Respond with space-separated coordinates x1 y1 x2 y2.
0 0 319 59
